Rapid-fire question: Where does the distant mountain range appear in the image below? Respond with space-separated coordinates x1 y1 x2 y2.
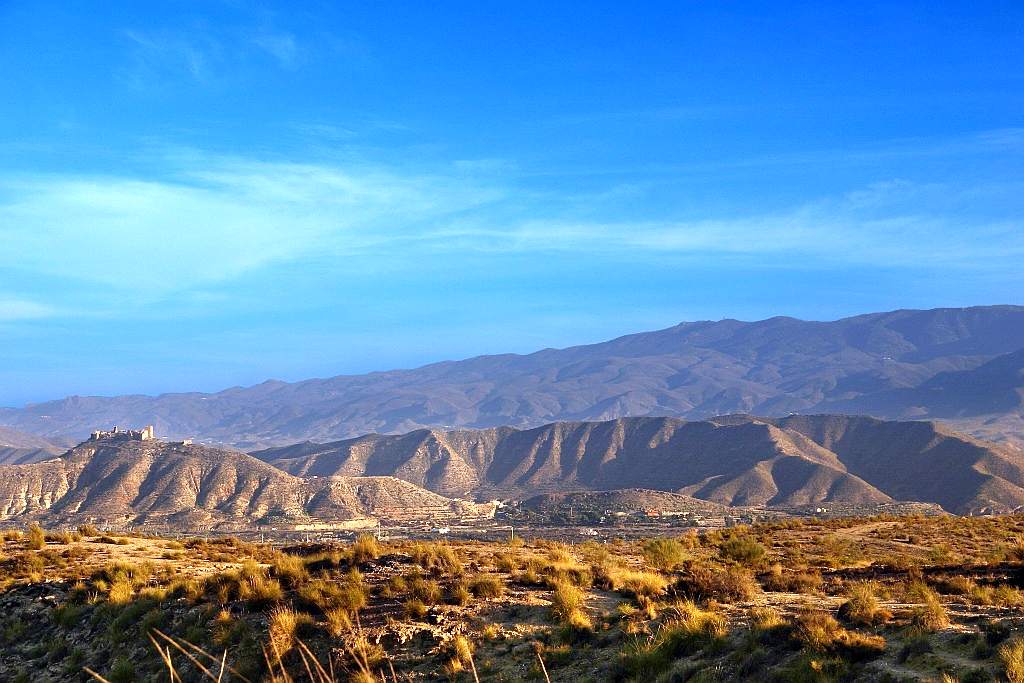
0 437 493 528
254 414 1024 514
1 305 1022 448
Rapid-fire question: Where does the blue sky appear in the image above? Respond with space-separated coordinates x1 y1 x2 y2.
1 1 1023 406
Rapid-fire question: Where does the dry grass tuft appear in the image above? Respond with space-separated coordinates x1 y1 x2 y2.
549 580 592 631
837 582 892 626
350 534 381 564
749 605 786 632
26 523 45 550
267 605 313 657
409 542 462 576
1000 637 1024 683
469 574 505 599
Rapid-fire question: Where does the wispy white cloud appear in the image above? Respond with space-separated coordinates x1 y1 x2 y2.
250 29 300 67
414 178 1024 269
0 154 504 295
522 128 1024 179
121 28 221 85
1 146 1021 319
0 297 57 321
119 15 311 87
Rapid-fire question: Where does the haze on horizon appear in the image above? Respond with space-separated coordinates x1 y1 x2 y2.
1 1 1022 407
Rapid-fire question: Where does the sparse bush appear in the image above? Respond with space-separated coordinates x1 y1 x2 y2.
267 605 312 657
297 572 367 616
537 555 592 588
26 523 45 550
351 534 381 564
642 538 687 570
96 535 130 545
379 574 408 598
76 524 98 537
594 564 668 600
718 535 766 566
793 609 845 652
449 580 472 606
675 562 757 603
271 552 309 588
909 585 949 632
324 607 352 637
760 563 822 593
837 582 891 626
897 634 933 663
550 580 591 631
749 606 785 632
409 542 462 576
45 530 79 544
403 598 428 620
108 579 134 605
469 574 505 599
444 633 475 675
234 560 284 606
792 609 885 659
407 575 442 605
1000 637 1024 683
495 553 517 572
618 601 726 680
107 655 136 683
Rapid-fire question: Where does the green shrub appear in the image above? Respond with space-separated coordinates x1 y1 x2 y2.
641 538 687 570
718 535 766 566
107 656 135 683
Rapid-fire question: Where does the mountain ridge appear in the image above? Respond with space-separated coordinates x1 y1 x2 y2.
1 305 1023 447
0 438 495 528
253 414 1024 514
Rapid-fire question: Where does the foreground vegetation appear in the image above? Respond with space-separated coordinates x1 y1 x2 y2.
2 514 1024 681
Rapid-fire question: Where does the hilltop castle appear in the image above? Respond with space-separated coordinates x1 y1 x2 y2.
90 425 155 441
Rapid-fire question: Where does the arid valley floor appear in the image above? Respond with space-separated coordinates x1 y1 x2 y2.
2 514 1024 682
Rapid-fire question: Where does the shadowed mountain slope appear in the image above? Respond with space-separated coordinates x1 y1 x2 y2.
1 306 1023 447
0 438 492 528
0 426 66 466
761 414 1024 514
255 415 1024 513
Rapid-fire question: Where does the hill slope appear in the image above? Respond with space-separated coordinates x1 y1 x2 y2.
1 305 1023 447
0 438 492 528
0 426 66 466
255 414 1024 513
